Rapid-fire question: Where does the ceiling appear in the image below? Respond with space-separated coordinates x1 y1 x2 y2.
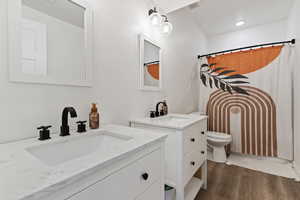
153 0 200 13
187 0 294 36
22 0 85 28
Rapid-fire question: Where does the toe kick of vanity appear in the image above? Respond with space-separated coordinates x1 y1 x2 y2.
131 114 208 200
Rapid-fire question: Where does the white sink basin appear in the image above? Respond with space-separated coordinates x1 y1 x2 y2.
154 115 190 123
132 114 205 130
26 131 132 166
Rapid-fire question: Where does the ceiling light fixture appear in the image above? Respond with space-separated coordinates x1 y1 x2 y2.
148 7 163 27
148 7 173 36
161 15 173 36
236 21 245 27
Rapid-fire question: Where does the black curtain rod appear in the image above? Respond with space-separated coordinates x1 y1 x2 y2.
198 39 296 59
144 61 160 66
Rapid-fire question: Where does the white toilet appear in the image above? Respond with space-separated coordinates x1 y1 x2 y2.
207 131 232 163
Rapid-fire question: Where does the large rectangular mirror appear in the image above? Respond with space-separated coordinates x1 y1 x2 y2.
139 34 162 91
8 0 93 87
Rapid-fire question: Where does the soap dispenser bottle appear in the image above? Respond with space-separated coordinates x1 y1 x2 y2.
89 103 99 129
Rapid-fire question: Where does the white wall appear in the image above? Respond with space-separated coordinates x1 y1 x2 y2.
0 0 206 143
208 20 288 53
287 0 300 173
164 9 207 113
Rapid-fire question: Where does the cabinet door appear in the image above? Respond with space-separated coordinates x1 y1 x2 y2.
135 182 163 200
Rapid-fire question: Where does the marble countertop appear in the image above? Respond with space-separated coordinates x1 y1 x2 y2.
0 125 167 200
131 113 208 130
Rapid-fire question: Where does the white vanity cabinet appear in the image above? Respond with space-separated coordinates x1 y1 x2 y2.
131 115 208 200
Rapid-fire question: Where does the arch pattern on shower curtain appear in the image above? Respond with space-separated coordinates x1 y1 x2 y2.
207 86 278 157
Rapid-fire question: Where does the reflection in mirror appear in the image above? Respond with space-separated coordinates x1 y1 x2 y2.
21 0 86 82
140 34 162 91
144 40 160 87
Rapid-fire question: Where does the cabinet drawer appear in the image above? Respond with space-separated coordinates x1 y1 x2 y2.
68 150 162 200
183 121 207 155
183 150 206 186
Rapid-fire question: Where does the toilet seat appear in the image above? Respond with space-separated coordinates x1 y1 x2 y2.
207 137 232 143
207 131 232 140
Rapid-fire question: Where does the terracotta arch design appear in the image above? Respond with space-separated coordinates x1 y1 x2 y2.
206 86 278 157
147 64 160 80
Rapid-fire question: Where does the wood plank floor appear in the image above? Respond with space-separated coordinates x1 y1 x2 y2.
196 161 300 200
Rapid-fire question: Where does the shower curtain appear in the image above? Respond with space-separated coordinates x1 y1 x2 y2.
199 45 294 160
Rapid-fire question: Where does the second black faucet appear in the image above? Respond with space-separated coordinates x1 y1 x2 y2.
151 101 168 118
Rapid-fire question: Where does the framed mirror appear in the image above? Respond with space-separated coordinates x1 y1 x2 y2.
139 34 162 91
8 0 93 87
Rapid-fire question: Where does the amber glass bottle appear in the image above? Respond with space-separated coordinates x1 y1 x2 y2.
89 103 99 129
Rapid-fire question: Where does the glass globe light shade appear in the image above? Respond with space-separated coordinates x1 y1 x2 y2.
161 21 173 36
149 12 163 27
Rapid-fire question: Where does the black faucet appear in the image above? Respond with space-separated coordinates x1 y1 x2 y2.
155 102 165 117
60 107 77 136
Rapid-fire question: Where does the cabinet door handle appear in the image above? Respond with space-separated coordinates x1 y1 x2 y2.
142 173 149 181
190 161 195 166
190 138 195 142
201 131 205 135
201 151 205 154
